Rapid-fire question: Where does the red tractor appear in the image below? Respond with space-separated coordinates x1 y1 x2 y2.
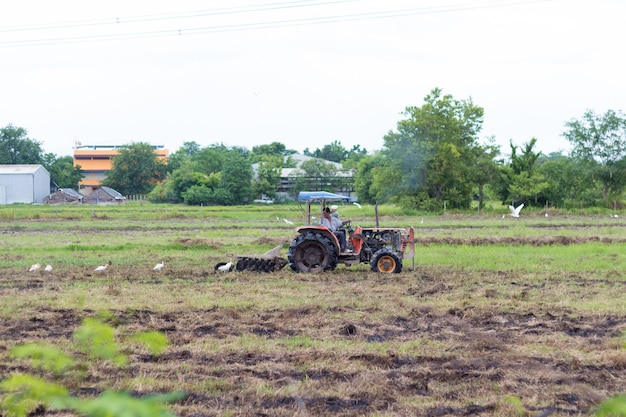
287 192 414 273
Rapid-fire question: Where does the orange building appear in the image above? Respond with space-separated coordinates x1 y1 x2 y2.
73 145 168 192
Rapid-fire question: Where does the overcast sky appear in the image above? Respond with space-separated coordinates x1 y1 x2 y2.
1 0 624 159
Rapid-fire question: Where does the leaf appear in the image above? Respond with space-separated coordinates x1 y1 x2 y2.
129 331 169 356
596 394 626 416
11 343 75 374
0 374 68 417
73 317 128 366
62 390 185 417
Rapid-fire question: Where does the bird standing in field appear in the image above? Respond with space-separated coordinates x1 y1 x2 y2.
282 218 293 225
44 264 53 272
29 263 41 272
352 202 362 209
95 261 111 272
215 262 233 272
153 261 164 271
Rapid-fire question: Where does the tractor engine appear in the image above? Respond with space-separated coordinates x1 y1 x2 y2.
358 229 403 263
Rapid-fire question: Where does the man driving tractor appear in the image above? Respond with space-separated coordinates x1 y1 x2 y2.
321 207 352 252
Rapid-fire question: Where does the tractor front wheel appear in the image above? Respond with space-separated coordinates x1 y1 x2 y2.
371 249 402 273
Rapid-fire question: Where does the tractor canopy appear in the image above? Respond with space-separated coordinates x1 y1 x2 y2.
297 191 351 202
297 191 351 225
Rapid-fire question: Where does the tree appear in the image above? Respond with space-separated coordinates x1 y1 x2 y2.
304 140 349 163
167 141 201 172
249 142 297 163
218 152 253 205
0 125 45 165
467 139 500 210
495 138 548 206
563 109 626 200
538 153 598 207
381 88 484 209
102 142 167 195
353 153 387 204
252 155 283 199
303 140 367 164
45 155 84 189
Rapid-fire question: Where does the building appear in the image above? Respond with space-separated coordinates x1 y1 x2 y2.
0 165 51 204
83 186 126 204
252 154 355 200
43 188 84 204
73 144 168 191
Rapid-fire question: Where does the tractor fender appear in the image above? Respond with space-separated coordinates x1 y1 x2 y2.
294 225 341 250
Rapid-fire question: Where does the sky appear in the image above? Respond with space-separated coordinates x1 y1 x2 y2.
1 0 624 159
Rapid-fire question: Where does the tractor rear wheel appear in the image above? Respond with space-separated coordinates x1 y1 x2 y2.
371 249 402 273
288 232 337 273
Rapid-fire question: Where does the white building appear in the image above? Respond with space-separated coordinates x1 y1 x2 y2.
0 165 51 204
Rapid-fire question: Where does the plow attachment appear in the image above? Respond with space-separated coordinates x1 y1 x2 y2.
234 244 288 272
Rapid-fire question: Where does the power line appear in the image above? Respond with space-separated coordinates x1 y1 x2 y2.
0 0 557 47
0 0 362 33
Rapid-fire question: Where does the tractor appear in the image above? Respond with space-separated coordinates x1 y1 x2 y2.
287 191 414 273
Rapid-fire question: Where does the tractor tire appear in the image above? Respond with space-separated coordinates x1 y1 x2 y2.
370 249 402 273
288 231 338 273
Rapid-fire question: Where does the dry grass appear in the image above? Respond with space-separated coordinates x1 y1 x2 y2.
1 209 626 416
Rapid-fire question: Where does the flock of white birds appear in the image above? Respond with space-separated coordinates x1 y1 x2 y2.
28 260 165 273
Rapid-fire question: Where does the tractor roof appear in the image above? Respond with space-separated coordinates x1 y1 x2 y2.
297 191 350 202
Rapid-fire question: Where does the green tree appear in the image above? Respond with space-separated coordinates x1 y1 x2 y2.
467 139 500 210
252 155 283 199
102 142 167 195
44 156 84 189
298 158 338 177
495 138 548 206
341 144 369 170
304 140 349 163
189 144 231 175
538 153 598 207
249 141 297 163
303 140 367 164
563 109 626 200
0 125 45 165
381 88 484 209
353 153 386 204
167 141 201 172
218 153 253 205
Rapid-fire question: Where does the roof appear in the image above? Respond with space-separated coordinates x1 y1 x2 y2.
60 188 84 199
100 186 125 199
298 191 350 202
0 164 49 175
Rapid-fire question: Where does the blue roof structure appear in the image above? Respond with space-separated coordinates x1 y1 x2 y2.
297 191 350 202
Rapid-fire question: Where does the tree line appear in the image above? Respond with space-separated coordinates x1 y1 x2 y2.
3 87 626 209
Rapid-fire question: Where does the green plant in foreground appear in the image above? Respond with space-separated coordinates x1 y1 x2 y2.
596 394 626 416
0 316 183 417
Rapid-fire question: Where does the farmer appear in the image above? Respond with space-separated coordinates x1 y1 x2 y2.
321 207 351 252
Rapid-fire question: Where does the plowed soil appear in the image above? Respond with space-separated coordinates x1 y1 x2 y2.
1 230 626 416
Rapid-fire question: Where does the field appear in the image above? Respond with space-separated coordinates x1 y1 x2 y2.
1 203 626 417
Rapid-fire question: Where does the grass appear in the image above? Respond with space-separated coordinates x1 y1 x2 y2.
1 203 626 416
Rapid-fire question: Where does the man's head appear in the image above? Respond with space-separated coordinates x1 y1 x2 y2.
330 205 338 213
323 207 331 218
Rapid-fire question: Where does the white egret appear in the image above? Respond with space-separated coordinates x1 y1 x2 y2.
352 202 362 209
153 261 164 271
44 264 53 272
508 203 524 218
216 262 233 272
283 218 294 225
95 261 111 272
29 263 41 272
